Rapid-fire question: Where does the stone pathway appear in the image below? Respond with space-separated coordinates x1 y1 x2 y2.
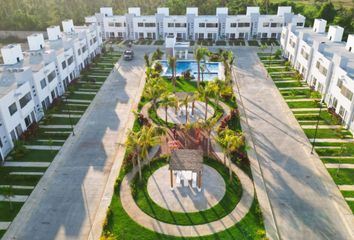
51 114 81 118
345 198 354 201
325 164 354 169
4 162 50 167
61 110 85 114
24 145 61 150
278 87 308 90
9 172 44 176
74 91 96 95
67 103 89 107
0 195 28 202
37 139 66 143
274 80 298 83
0 185 34 190
0 222 11 230
310 138 354 143
44 131 72 134
39 125 73 129
285 98 320 102
66 99 91 103
302 125 342 129
339 185 354 191
292 108 321 112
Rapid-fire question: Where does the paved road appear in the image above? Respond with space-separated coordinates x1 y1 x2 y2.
3 47 151 240
233 48 354 240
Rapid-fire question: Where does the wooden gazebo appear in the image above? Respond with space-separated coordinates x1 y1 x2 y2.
169 149 203 190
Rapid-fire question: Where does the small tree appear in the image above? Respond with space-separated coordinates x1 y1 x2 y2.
144 54 151 67
3 185 14 210
274 49 282 59
168 56 177 92
159 93 177 123
194 47 209 87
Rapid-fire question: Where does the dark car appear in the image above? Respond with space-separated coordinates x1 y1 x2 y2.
123 50 134 60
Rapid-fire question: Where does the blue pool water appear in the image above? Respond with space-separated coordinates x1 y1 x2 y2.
159 60 220 81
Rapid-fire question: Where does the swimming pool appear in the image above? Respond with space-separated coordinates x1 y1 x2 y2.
159 60 221 81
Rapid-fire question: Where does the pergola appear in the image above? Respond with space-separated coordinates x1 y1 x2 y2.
169 149 203 190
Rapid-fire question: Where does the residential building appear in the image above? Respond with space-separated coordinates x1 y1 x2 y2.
0 18 102 162
281 19 354 133
87 6 305 41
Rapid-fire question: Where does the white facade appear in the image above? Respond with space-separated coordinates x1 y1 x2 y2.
87 6 305 41
281 19 354 133
0 18 102 162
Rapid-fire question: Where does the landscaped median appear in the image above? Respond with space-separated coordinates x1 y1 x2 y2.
101 48 267 240
258 51 354 214
0 49 122 238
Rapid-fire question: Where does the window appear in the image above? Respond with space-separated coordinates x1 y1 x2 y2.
47 70 56 83
239 32 245 38
340 85 353 101
8 103 17 116
115 22 122 27
263 22 269 27
230 23 237 28
271 23 282 28
78 49 81 56
144 22 155 27
24 115 32 127
68 56 74 66
300 48 309 60
262 33 268 38
337 79 343 88
199 23 205 28
139 32 144 38
175 23 186 28
297 22 304 27
207 33 213 39
40 79 47 89
315 61 327 76
238 22 250 27
138 22 144 27
168 23 174 28
82 46 87 53
339 106 346 117
19 92 32 109
62 61 67 69
206 23 218 28
108 22 114 27
198 33 204 39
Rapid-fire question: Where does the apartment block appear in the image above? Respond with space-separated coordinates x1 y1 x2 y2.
86 6 305 41
0 19 102 162
281 19 354 132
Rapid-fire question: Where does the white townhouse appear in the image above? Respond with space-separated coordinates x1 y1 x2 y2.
0 18 102 163
90 6 305 41
281 19 354 133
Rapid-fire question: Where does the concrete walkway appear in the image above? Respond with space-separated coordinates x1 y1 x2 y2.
3 47 149 240
4 162 50 167
233 48 353 240
24 145 61 151
51 114 82 118
325 163 354 169
339 185 354 191
0 185 34 190
0 222 11 230
0 195 28 202
40 125 74 129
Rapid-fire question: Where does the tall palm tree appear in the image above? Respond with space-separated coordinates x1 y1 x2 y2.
201 118 218 157
159 93 177 123
198 85 213 120
126 130 141 180
180 95 191 123
217 128 244 182
180 122 194 148
168 56 177 92
144 77 166 108
139 125 165 168
194 47 209 87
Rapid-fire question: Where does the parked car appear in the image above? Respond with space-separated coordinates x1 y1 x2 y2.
123 50 134 60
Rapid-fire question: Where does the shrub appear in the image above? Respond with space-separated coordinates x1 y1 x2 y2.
182 70 192 80
11 141 28 159
154 62 163 73
19 122 39 141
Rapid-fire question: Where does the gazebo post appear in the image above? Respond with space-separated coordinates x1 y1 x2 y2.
170 169 174 190
197 171 202 192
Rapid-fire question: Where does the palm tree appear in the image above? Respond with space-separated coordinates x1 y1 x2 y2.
206 80 220 106
144 53 150 67
168 56 177 92
159 93 177 123
194 47 209 87
217 128 244 182
144 77 166 108
198 85 213 120
201 118 218 157
3 185 14 210
139 125 165 167
180 95 191 123
126 130 141 179
201 64 205 83
180 122 194 147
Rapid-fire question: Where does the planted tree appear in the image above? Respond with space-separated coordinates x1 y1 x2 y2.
168 56 177 92
202 117 218 157
194 47 209 87
159 93 177 123
144 54 151 67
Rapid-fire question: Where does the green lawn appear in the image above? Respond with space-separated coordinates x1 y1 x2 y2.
0 202 24 221
132 157 242 225
328 169 354 185
287 101 320 109
248 40 259 46
304 129 352 139
275 81 303 88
